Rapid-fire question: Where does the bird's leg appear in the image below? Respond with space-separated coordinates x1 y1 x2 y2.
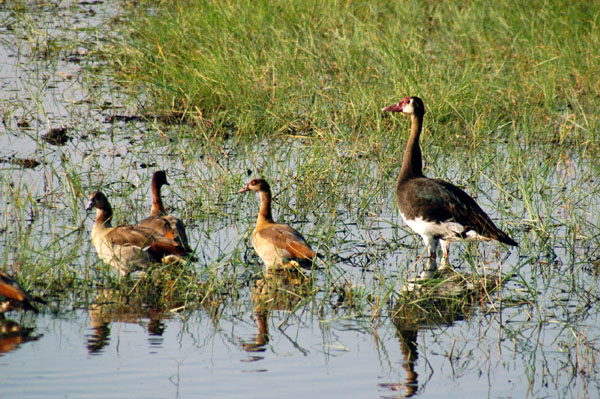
419 236 438 279
439 240 453 271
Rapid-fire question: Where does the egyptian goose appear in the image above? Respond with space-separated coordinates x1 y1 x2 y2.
138 171 191 251
239 178 318 269
86 191 192 276
0 270 44 313
382 96 517 279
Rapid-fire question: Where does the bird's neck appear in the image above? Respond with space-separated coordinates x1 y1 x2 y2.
397 114 424 185
150 183 166 216
256 190 274 228
95 206 113 228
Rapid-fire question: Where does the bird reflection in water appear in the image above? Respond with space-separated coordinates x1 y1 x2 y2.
378 302 465 398
240 266 312 359
380 273 498 398
86 288 168 354
0 317 41 355
379 305 447 398
397 327 419 397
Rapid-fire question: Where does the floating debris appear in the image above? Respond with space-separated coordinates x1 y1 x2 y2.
104 114 146 124
16 119 30 128
103 112 188 125
42 127 70 145
0 156 41 169
139 162 157 169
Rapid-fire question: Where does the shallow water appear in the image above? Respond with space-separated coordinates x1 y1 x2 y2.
1 1 600 399
3 284 598 399
0 299 571 399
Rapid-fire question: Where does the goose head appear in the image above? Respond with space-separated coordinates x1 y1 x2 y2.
239 178 271 194
382 96 425 117
86 191 110 212
152 170 170 188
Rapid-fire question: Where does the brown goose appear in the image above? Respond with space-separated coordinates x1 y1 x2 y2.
382 96 517 279
239 178 318 269
86 191 192 276
138 171 191 251
0 270 44 313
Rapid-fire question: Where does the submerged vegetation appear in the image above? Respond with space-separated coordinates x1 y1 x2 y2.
1 0 600 397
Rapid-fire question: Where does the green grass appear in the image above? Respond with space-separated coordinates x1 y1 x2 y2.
111 0 599 150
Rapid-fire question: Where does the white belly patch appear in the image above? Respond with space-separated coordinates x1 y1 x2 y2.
402 215 487 242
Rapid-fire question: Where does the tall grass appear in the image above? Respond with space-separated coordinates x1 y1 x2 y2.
112 0 599 150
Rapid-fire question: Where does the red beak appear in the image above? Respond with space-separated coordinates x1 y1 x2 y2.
381 97 410 113
381 103 403 112
238 185 250 193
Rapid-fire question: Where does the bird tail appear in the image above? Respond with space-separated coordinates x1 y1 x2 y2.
498 232 518 247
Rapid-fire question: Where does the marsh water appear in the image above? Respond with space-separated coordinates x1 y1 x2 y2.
1 2 600 398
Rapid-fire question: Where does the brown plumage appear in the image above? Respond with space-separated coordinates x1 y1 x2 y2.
382 96 517 279
0 270 44 313
138 171 191 251
86 191 192 276
239 178 318 269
